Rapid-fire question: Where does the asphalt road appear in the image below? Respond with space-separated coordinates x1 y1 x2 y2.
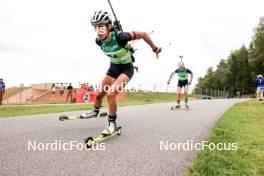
0 99 245 176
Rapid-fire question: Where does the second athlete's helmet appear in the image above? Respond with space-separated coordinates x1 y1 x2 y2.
90 10 112 26
178 62 185 68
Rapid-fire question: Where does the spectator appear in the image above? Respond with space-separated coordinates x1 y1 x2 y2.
51 83 56 95
86 83 91 91
90 84 94 92
255 75 264 101
236 91 241 98
60 83 65 96
81 83 91 91
81 83 86 90
83 83 89 91
66 83 74 103
83 83 87 90
0 78 5 105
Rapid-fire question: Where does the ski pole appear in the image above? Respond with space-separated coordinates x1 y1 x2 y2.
162 42 172 50
133 42 172 53
107 0 123 32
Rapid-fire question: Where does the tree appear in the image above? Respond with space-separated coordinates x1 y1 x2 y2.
248 17 264 77
196 17 264 96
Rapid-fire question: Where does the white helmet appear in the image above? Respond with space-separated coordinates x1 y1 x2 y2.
90 10 112 26
257 74 263 78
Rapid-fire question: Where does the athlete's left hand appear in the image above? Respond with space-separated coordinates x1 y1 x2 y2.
189 80 192 85
153 47 162 59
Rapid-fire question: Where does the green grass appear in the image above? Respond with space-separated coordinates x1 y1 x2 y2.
123 90 201 103
0 104 95 118
0 91 201 118
187 100 264 176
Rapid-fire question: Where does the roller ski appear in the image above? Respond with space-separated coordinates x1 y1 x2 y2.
170 103 189 110
84 121 122 149
59 111 107 121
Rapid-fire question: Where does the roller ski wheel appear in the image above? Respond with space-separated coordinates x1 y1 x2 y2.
59 115 70 121
84 137 94 149
116 127 122 135
84 126 122 149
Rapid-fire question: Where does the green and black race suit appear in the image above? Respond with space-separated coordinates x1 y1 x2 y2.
96 31 135 79
175 68 192 88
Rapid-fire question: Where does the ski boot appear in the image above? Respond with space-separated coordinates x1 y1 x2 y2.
175 104 181 109
102 121 117 136
80 110 99 119
102 115 118 136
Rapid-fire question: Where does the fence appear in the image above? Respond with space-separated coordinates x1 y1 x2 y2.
192 87 257 98
192 88 229 98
